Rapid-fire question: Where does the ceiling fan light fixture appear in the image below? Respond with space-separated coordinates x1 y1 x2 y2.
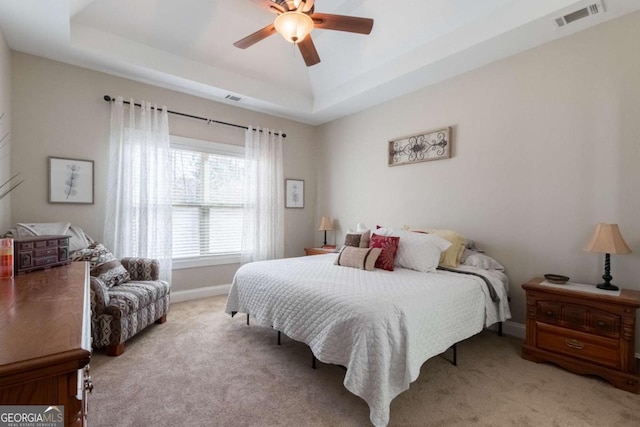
274 11 314 44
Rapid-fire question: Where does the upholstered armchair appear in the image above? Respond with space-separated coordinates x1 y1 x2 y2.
3 223 171 356
89 257 170 356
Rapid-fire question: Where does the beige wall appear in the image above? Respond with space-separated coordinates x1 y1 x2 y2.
0 28 10 231
315 12 640 346
10 53 317 291
7 11 640 351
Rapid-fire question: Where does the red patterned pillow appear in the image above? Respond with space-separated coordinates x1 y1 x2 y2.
369 233 400 271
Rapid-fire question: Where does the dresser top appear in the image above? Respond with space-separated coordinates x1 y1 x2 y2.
0 262 90 372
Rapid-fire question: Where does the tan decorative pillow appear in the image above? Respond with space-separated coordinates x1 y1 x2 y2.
334 246 382 271
404 226 466 268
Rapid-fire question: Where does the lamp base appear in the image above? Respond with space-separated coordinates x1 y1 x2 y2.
596 282 619 291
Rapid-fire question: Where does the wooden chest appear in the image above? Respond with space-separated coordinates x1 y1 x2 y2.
522 277 640 393
13 235 71 275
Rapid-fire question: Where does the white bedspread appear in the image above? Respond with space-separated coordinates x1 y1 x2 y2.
225 254 511 426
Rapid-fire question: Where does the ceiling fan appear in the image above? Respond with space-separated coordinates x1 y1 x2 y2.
234 0 374 67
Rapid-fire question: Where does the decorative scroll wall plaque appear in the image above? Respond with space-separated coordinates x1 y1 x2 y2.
388 127 451 166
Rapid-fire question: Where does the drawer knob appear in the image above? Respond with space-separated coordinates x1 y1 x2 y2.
85 376 94 394
565 339 584 350
597 321 606 327
545 310 554 316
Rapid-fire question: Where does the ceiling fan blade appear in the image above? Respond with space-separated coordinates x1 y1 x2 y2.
297 36 321 67
311 13 373 34
251 0 285 14
233 24 277 49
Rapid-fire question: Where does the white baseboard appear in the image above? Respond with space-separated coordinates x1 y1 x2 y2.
487 320 525 339
502 320 526 339
171 284 231 303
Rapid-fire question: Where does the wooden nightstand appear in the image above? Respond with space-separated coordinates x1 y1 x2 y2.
522 277 640 393
304 247 337 256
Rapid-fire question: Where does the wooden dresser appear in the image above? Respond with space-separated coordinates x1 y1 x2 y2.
522 277 640 393
0 263 92 426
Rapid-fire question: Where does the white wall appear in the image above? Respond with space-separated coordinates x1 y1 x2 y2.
315 12 640 347
10 53 317 292
0 28 11 231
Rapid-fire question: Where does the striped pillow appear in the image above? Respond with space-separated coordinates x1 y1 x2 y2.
334 246 382 271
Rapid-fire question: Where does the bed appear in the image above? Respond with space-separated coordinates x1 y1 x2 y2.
225 248 511 427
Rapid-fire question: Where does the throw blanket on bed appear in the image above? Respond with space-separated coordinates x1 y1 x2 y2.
225 254 511 426
437 265 500 302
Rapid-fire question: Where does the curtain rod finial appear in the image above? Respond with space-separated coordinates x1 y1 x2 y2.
103 95 112 102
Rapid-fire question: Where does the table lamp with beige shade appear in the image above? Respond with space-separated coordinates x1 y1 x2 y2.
583 223 632 291
318 216 334 248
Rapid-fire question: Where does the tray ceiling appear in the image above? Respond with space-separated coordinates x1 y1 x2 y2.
0 0 638 124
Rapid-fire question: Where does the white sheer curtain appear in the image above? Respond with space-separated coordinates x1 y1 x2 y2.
241 127 284 263
105 96 172 282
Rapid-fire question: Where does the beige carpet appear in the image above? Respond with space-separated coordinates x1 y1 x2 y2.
90 296 640 426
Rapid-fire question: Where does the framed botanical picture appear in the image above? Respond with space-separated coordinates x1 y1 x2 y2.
388 126 451 166
285 179 304 209
48 156 94 204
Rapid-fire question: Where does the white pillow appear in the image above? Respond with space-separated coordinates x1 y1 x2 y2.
375 227 451 273
356 223 369 232
462 251 504 271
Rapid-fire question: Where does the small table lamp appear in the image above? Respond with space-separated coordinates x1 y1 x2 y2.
318 217 334 247
583 223 632 291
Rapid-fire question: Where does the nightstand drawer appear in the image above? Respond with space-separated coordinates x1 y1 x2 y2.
536 322 620 369
537 301 561 324
563 304 588 328
589 311 620 338
536 300 589 329
536 300 621 338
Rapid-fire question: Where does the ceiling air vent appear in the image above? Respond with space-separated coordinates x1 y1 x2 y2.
554 1 605 28
225 94 242 102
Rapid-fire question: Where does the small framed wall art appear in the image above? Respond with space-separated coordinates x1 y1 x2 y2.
285 179 304 209
388 126 451 166
48 156 94 204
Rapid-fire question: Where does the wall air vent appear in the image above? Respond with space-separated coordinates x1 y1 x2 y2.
554 1 605 28
225 94 242 102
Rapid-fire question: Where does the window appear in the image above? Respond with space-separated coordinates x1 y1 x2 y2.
170 136 245 268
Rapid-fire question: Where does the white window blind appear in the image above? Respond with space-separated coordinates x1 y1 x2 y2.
170 136 245 264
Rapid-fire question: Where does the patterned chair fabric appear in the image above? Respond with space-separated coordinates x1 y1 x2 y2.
89 257 170 351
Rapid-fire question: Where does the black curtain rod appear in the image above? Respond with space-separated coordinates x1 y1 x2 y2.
103 95 286 138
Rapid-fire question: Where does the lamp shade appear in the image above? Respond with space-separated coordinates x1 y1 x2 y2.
318 217 333 231
274 11 314 44
583 223 632 254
